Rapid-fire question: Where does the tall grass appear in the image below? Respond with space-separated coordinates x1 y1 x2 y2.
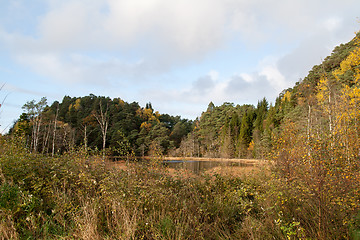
0 136 265 239
1 136 359 239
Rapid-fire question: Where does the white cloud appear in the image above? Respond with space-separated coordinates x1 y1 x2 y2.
324 17 343 32
14 51 159 85
37 1 102 50
5 83 47 97
103 0 228 55
1 0 360 125
1 0 359 83
208 70 219 81
0 0 233 83
259 66 286 92
31 0 230 59
146 66 281 110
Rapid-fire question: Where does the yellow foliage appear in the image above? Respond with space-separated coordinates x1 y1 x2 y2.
154 111 160 119
136 108 160 123
316 74 333 116
316 75 327 103
68 98 81 111
140 122 152 131
116 98 125 107
247 140 254 151
333 35 360 83
143 108 153 120
74 99 81 110
281 91 291 103
271 33 360 238
136 108 143 118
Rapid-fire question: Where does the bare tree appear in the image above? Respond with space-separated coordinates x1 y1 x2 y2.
81 114 97 152
52 103 59 157
22 97 47 152
93 100 109 159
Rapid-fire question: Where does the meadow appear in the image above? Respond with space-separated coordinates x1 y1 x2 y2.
0 136 268 239
1 136 359 239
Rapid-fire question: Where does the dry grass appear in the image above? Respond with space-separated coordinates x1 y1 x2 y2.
105 202 139 240
2 137 359 239
206 165 260 177
105 159 128 170
73 200 100 240
0 210 18 240
106 158 269 179
161 156 264 164
206 161 271 178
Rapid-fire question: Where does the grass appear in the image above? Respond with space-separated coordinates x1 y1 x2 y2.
0 136 269 239
1 136 359 239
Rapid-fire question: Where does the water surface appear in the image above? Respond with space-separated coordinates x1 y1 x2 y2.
163 159 254 174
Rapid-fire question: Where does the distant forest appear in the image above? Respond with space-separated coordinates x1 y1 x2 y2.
8 92 274 159
9 32 360 161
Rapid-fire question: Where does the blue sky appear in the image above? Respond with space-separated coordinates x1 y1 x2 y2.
0 0 359 133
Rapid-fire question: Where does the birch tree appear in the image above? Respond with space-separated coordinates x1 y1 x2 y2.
52 103 59 157
22 97 47 152
93 100 109 159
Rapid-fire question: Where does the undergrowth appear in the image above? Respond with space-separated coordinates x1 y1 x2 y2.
0 136 268 239
1 136 359 239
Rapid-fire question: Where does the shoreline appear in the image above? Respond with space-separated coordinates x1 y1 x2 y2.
108 156 268 166
142 156 266 164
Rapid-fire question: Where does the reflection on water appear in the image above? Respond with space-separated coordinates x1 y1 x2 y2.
163 160 253 174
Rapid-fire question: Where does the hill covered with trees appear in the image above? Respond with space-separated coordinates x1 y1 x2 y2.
10 95 193 157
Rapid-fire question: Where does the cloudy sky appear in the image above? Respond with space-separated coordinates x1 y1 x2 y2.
0 0 359 133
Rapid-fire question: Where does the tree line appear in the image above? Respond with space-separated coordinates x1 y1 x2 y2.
10 95 192 157
9 93 278 159
8 33 360 163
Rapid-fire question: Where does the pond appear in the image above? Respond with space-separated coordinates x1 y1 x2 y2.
162 159 255 174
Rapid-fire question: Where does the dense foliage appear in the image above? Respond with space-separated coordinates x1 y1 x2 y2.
266 32 360 239
10 95 192 157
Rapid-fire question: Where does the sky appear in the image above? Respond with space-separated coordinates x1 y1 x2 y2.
0 0 359 133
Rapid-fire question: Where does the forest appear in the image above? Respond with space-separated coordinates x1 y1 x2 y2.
9 32 360 161
7 83 282 159
1 32 360 239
